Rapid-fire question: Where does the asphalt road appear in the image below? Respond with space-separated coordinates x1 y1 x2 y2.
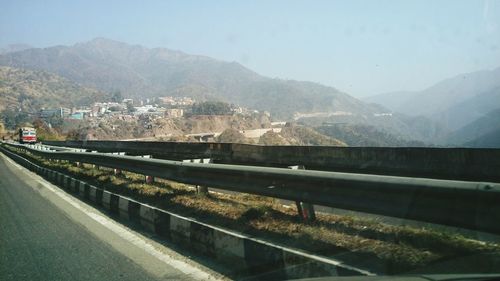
0 153 219 281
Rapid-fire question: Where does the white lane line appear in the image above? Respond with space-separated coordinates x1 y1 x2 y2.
1 154 219 280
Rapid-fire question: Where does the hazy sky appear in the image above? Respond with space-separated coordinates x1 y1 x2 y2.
1 0 500 97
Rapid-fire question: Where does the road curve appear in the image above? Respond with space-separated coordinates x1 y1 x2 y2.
0 153 220 281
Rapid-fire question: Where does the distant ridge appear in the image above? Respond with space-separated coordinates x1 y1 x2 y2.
0 43 33 55
365 67 500 132
0 38 377 119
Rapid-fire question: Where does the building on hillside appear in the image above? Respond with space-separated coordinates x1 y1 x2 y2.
158 96 195 106
68 109 91 120
40 107 71 118
164 108 184 118
68 112 84 120
122 98 134 105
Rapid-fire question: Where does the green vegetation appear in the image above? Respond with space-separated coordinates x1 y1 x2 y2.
110 90 123 103
1 108 30 129
6 144 500 274
191 101 232 115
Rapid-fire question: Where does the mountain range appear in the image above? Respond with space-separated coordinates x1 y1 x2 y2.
0 38 497 147
365 67 500 130
365 67 500 147
0 38 376 120
445 108 500 148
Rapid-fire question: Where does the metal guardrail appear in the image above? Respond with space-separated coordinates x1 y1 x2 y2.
43 140 500 182
2 142 500 235
44 140 229 159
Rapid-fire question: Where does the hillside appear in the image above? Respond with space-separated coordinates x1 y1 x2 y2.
0 66 108 113
279 124 346 146
256 124 346 146
465 128 500 148
66 113 272 141
0 38 377 119
445 108 500 147
364 91 414 111
433 86 500 131
316 124 426 147
297 112 445 144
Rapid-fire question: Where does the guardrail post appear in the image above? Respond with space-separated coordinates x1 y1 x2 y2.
288 165 316 222
145 175 155 184
84 150 100 170
183 158 212 195
196 186 208 194
139 155 155 183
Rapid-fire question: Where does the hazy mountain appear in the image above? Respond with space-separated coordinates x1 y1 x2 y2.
433 86 500 131
297 111 447 145
0 38 450 145
0 38 376 119
365 67 500 129
364 91 414 111
0 44 33 55
0 66 108 113
445 108 500 147
465 128 500 148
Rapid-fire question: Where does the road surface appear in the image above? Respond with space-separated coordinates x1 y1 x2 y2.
0 153 220 281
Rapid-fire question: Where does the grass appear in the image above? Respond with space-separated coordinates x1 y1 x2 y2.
6 145 500 274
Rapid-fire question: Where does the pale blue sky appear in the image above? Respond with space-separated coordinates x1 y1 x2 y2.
1 0 499 97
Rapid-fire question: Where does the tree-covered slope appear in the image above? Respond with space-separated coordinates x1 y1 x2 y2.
0 38 376 119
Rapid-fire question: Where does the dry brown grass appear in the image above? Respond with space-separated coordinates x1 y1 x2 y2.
7 145 500 274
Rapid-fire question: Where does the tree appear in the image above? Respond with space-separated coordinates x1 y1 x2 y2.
108 106 122 112
110 90 123 103
47 114 63 129
1 109 17 129
126 103 136 113
191 101 232 115
1 109 30 129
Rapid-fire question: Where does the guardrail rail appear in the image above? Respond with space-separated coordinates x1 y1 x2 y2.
43 140 500 182
2 141 499 235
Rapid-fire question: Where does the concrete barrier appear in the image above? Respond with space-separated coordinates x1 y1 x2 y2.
89 186 98 203
78 182 89 199
170 214 191 244
70 178 79 193
0 148 372 278
102 191 112 210
118 197 140 221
